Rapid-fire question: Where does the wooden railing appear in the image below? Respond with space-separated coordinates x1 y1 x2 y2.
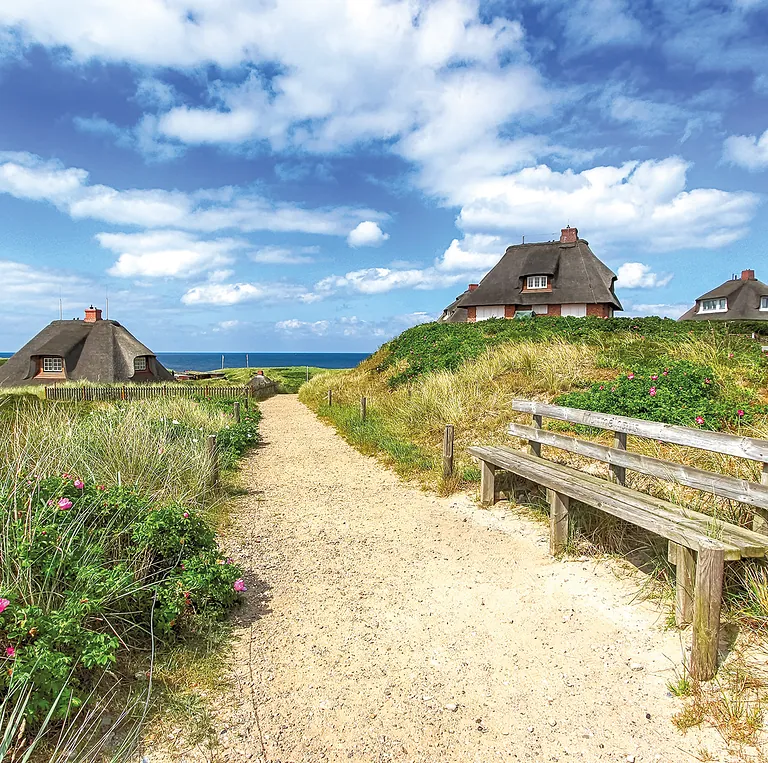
45 385 249 402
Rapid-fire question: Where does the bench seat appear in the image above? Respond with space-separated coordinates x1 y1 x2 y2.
468 445 768 560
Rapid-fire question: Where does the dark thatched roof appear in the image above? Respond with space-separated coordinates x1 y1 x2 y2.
439 289 471 323
679 274 768 321
456 239 621 310
0 318 173 386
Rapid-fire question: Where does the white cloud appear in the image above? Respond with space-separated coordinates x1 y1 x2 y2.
347 221 389 248
250 246 319 264
628 303 691 319
456 158 758 251
435 234 505 272
0 151 386 236
0 259 93 305
275 312 432 339
97 230 244 278
213 319 242 332
159 106 261 145
723 129 768 171
181 280 320 306
276 318 330 335
316 266 469 296
616 262 673 289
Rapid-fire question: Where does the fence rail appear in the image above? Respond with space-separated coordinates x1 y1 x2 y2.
45 385 250 402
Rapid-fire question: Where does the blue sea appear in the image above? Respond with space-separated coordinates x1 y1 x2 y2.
154 352 370 373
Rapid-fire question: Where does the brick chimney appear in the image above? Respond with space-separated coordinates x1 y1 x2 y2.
84 305 103 323
468 283 479 292
560 226 578 244
741 269 756 281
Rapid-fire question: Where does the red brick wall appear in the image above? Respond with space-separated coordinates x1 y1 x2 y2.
548 305 561 316
467 306 476 323
504 305 515 319
586 304 612 318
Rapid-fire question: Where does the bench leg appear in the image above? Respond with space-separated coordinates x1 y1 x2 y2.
549 490 569 555
669 542 695 626
480 461 497 506
690 547 724 681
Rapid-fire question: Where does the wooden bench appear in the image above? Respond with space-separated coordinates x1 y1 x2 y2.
468 400 768 681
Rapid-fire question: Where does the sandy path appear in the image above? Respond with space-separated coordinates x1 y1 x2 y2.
163 394 731 763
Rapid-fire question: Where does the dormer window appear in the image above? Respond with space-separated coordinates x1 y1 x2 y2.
699 298 727 313
761 297 768 311
527 275 548 290
42 357 63 373
134 356 148 372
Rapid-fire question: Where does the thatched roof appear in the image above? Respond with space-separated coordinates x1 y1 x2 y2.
679 271 768 321
457 238 621 310
0 316 173 386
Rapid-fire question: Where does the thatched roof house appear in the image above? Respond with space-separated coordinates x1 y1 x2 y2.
679 270 768 321
0 306 173 386
246 371 278 399
440 227 621 322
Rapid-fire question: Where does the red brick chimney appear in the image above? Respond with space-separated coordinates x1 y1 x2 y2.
560 226 578 244
741 269 756 281
468 283 479 292
84 305 103 323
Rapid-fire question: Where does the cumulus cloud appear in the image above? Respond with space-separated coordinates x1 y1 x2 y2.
181 280 320 306
616 262 673 289
0 151 386 236
97 230 245 278
250 246 319 264
276 312 431 339
316 266 470 296
347 221 389 248
723 129 768 171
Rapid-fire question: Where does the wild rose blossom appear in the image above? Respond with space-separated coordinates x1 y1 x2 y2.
58 498 73 510
0 599 9 614
728 353 734 359
234 579 247 592
5 647 14 658
738 410 745 417
696 416 705 425
662 370 668 376
627 372 635 380
183 511 190 519
73 479 84 490
97 485 106 491
704 379 711 385
649 387 657 397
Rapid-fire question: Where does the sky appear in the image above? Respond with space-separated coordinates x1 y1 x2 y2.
0 0 767 353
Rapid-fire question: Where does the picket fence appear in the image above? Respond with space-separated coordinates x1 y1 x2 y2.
45 385 250 402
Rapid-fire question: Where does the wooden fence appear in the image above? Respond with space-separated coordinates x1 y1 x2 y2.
45 385 250 402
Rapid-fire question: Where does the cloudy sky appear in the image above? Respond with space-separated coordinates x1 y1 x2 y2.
0 0 766 352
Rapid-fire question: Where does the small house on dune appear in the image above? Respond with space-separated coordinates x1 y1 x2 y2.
0 306 173 386
440 226 621 322
679 270 768 322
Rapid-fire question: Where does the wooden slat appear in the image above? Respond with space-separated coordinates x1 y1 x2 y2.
672 542 695 626
480 461 496 506
468 445 764 558
691 547 724 681
549 490 569 554
507 422 768 510
511 400 768 462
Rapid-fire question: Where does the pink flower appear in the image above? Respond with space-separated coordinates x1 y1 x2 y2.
695 416 705 425
0 599 9 614
73 480 84 490
704 379 711 385
58 498 73 510
627 373 635 380
651 375 658 381
738 410 745 418
662 370 668 376
183 511 189 519
234 579 247 592
226 557 233 565
728 353 734 359
599 385 604 390
97 485 106 491
61 473 70 479
5 647 14 658
649 387 657 397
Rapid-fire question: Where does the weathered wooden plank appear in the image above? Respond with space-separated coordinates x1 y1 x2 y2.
442 425 454 479
507 422 768 511
672 542 695 626
549 490 569 554
610 431 627 485
529 414 542 457
690 547 724 681
754 464 768 534
469 446 745 557
511 400 768 462
484 444 768 556
480 460 496 506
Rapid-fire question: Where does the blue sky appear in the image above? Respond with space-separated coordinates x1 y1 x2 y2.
0 0 767 352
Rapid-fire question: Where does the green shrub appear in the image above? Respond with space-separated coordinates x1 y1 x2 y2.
0 475 245 726
556 360 764 430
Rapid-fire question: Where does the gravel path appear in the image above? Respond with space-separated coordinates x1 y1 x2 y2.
161 394 731 762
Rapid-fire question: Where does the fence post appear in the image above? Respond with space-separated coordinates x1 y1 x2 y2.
233 401 241 424
360 396 367 421
207 434 219 486
327 389 333 407
609 431 627 485
442 424 454 479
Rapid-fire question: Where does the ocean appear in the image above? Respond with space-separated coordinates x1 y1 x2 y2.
154 352 370 373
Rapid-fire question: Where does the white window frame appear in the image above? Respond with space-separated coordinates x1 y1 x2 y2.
560 304 587 318
532 304 549 315
42 357 63 373
475 305 505 321
699 298 727 313
760 296 768 311
526 275 548 290
134 356 148 372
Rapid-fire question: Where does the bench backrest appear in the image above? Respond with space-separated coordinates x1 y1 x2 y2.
509 400 768 511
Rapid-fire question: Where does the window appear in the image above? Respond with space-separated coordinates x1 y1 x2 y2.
560 304 587 318
532 304 549 315
475 305 505 321
42 357 63 373
526 275 548 290
760 296 768 311
699 298 727 313
134 356 148 372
